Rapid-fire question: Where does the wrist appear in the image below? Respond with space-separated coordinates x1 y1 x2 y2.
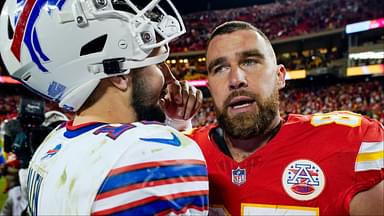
165 114 192 131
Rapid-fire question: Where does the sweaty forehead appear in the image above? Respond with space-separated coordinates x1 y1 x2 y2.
207 30 274 63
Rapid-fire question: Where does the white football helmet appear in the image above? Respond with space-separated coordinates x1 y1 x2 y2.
0 0 185 111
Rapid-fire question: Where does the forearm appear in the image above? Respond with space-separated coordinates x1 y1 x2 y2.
349 180 384 216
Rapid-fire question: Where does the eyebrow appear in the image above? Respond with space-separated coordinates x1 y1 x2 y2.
207 49 265 73
237 49 265 60
207 57 227 73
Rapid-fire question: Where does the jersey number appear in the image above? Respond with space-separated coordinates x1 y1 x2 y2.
310 111 362 127
211 204 319 216
242 204 319 216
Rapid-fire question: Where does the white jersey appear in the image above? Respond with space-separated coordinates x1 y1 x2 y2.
27 121 208 215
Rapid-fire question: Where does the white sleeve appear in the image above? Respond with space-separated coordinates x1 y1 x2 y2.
165 114 193 131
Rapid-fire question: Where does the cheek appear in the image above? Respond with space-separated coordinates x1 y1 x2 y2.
138 77 164 104
152 78 164 94
147 72 165 96
208 80 226 108
249 73 275 95
148 81 164 102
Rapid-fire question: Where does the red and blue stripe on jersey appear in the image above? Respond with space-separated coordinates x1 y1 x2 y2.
64 121 106 138
92 159 208 215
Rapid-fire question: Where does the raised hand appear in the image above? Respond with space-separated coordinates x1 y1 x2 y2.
159 63 203 120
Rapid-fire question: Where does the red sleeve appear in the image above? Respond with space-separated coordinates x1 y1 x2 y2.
184 125 217 150
343 117 384 213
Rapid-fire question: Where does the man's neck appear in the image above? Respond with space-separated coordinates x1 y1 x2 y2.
225 115 282 163
73 99 137 126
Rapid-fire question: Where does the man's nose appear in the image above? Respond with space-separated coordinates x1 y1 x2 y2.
229 67 248 90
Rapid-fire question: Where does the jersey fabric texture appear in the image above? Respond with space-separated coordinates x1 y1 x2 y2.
27 121 209 215
188 111 383 216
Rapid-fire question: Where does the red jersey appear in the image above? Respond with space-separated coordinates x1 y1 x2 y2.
188 111 384 216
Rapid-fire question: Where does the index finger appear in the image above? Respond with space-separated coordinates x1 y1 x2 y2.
159 63 177 85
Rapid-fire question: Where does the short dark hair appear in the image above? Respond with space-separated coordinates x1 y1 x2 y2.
209 21 270 44
207 21 276 63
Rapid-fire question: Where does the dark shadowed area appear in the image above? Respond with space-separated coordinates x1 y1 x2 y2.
172 0 275 15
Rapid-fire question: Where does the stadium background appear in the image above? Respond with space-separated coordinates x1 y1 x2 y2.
0 0 383 209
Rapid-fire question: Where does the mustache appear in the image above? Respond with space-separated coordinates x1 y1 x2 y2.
223 90 259 108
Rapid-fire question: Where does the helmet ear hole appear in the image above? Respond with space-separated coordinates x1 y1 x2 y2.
21 72 31 82
80 34 108 56
7 16 14 40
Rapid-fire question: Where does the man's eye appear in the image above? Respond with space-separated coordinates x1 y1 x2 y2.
240 59 258 67
212 65 230 74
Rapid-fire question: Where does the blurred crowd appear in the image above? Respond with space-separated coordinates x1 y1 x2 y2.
192 79 384 127
1 79 383 127
168 46 384 82
0 95 17 122
0 95 73 123
170 0 384 53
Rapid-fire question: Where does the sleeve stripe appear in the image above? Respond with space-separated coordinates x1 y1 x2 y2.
109 159 205 175
157 205 208 216
92 189 208 215
92 181 208 213
113 196 208 216
355 141 384 171
355 159 384 172
95 176 208 200
98 164 207 193
359 141 384 154
356 151 384 163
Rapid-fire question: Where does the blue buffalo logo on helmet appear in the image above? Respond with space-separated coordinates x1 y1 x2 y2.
11 0 67 72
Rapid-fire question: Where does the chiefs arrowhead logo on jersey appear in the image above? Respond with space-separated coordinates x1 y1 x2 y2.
282 159 325 201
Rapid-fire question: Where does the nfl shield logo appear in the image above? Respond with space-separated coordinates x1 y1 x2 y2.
232 167 246 185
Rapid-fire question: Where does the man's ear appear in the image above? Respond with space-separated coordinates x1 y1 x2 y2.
109 75 131 91
276 64 286 90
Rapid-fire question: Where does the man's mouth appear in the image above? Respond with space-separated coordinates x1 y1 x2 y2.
228 96 256 110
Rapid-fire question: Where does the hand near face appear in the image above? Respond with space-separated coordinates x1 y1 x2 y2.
159 63 203 120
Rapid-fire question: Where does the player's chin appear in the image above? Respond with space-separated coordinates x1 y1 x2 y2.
231 113 258 128
220 112 260 138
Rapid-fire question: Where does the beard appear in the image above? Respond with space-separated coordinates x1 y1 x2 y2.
215 87 280 139
131 71 166 122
